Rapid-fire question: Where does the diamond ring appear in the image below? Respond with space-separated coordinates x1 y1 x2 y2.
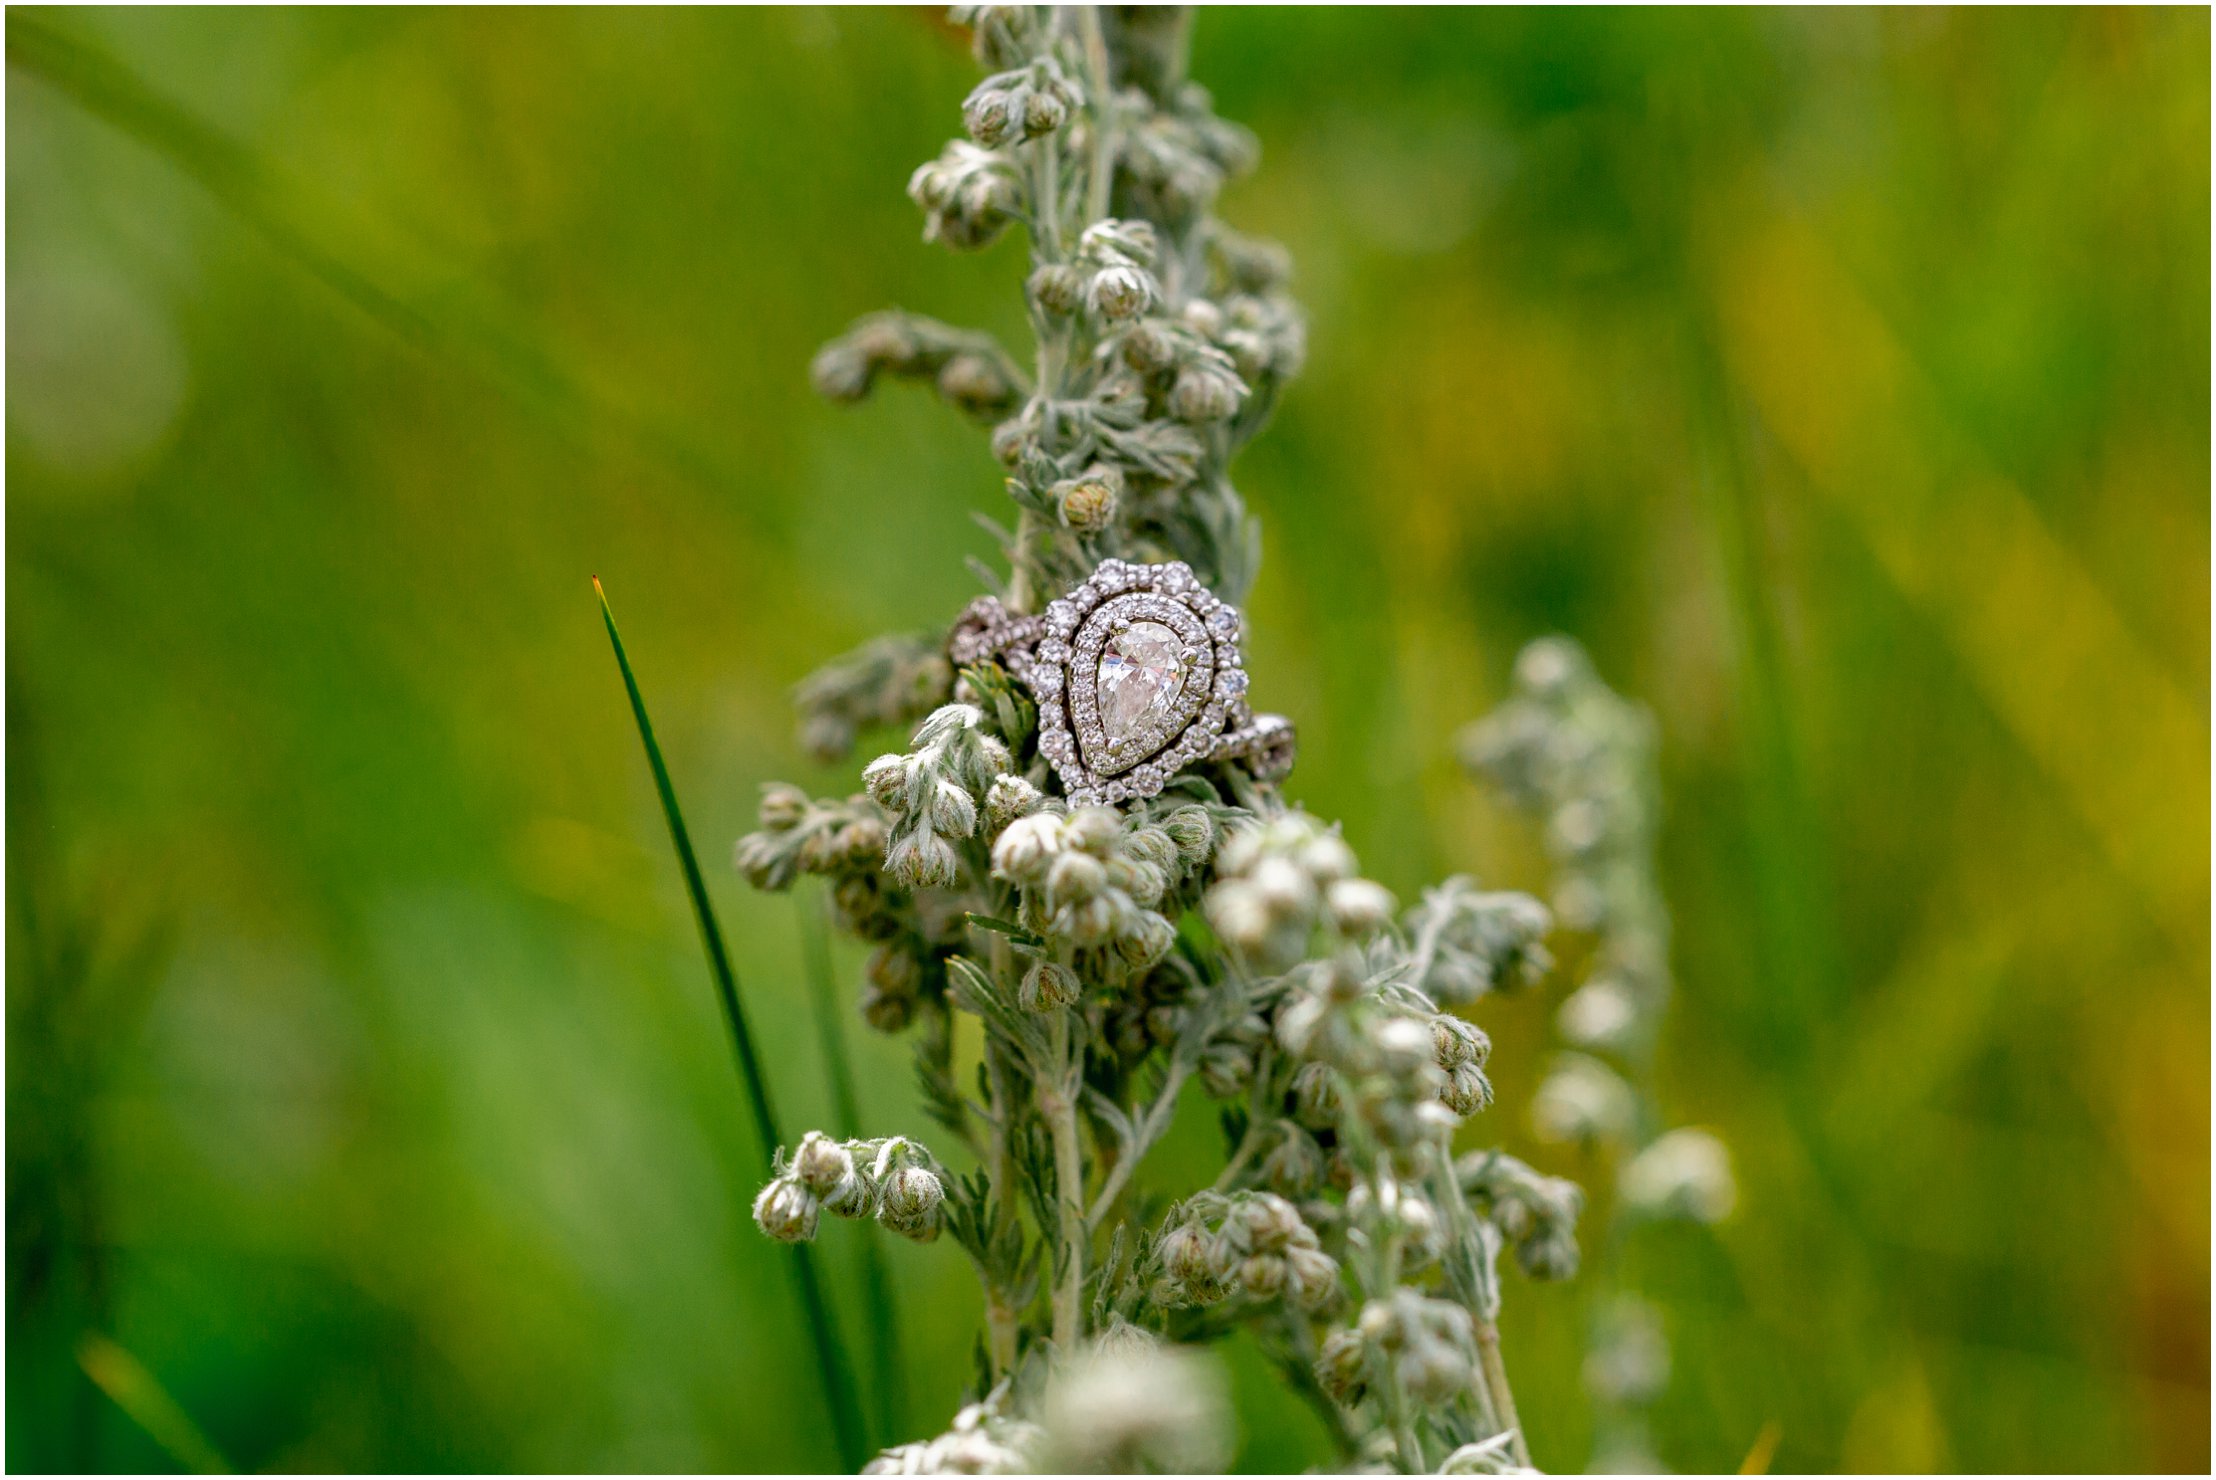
950 559 1297 805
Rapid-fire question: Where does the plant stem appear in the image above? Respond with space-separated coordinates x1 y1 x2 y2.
1475 1321 1530 1469
596 580 867 1471
1084 1058 1192 1229
1043 1012 1087 1347
799 895 906 1444
1077 7 1115 222
981 1039 1022 1378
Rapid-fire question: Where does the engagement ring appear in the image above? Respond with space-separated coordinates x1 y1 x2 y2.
950 559 1297 805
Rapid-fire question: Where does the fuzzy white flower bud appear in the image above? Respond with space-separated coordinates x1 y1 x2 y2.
878 1164 945 1242
1531 1053 1639 1146
1027 262 1084 315
752 1176 819 1243
1558 977 1640 1052
927 777 978 838
1291 1061 1340 1127
1259 1121 1325 1195
1112 911 1175 969
1053 470 1120 530
1314 1328 1371 1403
1249 855 1317 918
982 773 1043 832
1062 806 1120 854
1324 877 1396 935
1169 359 1245 423
991 812 1063 883
1197 1041 1254 1100
1035 1345 1229 1475
1441 1061 1493 1118
862 753 910 808
1158 1220 1213 1288
961 85 1019 147
1203 880 1271 954
757 783 811 831
1619 1128 1736 1223
1018 958 1082 1012
1087 263 1156 321
1237 1252 1287 1297
791 1131 853 1195
1161 805 1215 865
1285 1244 1341 1310
1431 1014 1490 1069
885 830 961 890
1372 1016 1433 1076
1298 832 1357 883
1121 825 1179 875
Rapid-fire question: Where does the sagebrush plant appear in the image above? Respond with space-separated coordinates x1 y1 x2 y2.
729 9 1715 1473
1459 642 1735 1475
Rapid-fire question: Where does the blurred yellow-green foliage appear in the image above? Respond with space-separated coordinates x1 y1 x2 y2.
7 6 2208 1473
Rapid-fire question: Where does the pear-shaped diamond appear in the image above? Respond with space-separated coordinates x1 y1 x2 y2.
1097 620 1187 748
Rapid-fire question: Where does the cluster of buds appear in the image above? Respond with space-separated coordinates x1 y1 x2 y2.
1333 1289 1480 1407
947 2 1043 69
1116 79 1259 224
1173 285 1303 415
733 785 889 894
1458 637 1660 950
1111 306 1250 428
787 630 956 763
858 940 937 1033
1461 638 1729 1470
1074 218 1163 324
1153 1191 1339 1311
990 803 1206 973
1033 1341 1230 1474
908 140 1022 251
753 1133 946 1246
1253 1116 1328 1196
1204 812 1396 972
864 1390 1040 1476
1402 876 1554 1004
1458 1149 1585 1282
961 56 1080 147
810 311 1026 420
864 704 1012 890
1274 954 1495 1178
1344 1175 1446 1273
1431 1012 1494 1118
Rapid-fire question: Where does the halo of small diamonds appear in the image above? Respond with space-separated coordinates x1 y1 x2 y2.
1029 559 1257 803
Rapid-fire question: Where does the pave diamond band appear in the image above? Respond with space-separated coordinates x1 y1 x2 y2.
948 559 1297 804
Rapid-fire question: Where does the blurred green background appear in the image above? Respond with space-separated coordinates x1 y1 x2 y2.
7 6 2208 1473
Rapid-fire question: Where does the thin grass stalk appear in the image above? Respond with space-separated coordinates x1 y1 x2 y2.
76 1334 230 1475
798 894 907 1442
595 579 867 1471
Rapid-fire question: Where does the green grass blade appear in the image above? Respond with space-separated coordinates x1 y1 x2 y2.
595 579 867 1470
798 896 908 1442
77 1334 230 1475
